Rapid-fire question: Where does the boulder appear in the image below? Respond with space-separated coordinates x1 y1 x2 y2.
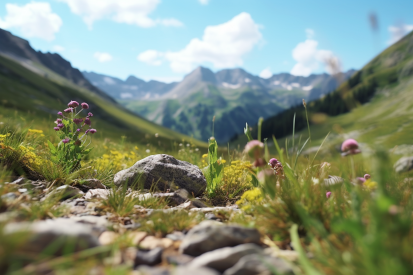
180 221 261 256
114 154 207 196
4 219 100 256
134 247 164 267
394 156 413 173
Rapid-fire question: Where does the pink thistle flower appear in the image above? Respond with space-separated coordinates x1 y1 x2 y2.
357 177 366 184
62 138 70 144
326 191 332 199
341 139 361 156
244 140 264 159
84 117 91 125
89 129 97 134
88 112 93 117
56 119 62 123
68 100 79 108
57 123 64 129
268 158 279 169
364 174 371 180
57 111 63 116
81 102 89 109
64 107 74 113
76 128 81 132
73 118 83 125
53 127 60 131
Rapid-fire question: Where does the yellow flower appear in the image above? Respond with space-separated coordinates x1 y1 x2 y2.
28 129 43 134
364 179 377 191
135 146 139 150
202 154 208 158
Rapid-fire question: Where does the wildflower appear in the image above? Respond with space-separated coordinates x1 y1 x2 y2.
326 191 332 198
135 146 139 150
312 177 320 185
146 149 150 153
268 158 279 168
202 154 208 158
81 102 89 109
85 118 91 125
88 112 93 117
64 107 74 113
54 127 60 131
364 174 371 180
28 129 43 134
244 140 264 159
341 139 361 156
68 100 79 108
62 138 70 144
73 118 83 124
357 177 366 184
56 119 63 124
76 128 81 132
89 129 97 134
195 148 199 152
364 179 377 190
179 143 182 147
155 133 159 138
58 111 63 116
57 123 64 129
85 129 90 134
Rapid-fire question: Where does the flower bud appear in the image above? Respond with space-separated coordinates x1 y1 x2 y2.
89 129 97 134
85 118 91 125
64 107 74 113
68 100 79 108
57 123 64 129
57 111 63 116
326 192 332 199
244 140 264 159
81 102 89 109
341 139 361 156
53 127 60 131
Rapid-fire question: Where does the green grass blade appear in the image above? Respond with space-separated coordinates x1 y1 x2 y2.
310 132 330 167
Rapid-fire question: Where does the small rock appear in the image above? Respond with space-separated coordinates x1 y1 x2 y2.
165 231 185 241
129 231 148 245
191 199 208 208
114 154 207 196
180 222 261 256
394 156 413 173
1 192 18 201
153 192 187 206
140 236 174 250
223 254 294 275
4 219 100 256
166 254 194 265
11 177 27 185
84 189 110 200
188 243 263 272
134 247 163 267
18 188 28 193
99 231 119 245
75 179 106 191
47 185 83 201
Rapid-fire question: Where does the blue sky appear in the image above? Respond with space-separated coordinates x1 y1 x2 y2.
0 0 412 83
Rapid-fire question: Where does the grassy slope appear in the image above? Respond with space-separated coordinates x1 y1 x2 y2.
231 31 413 150
0 54 206 147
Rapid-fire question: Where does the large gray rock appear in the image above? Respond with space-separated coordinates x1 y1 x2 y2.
114 154 207 196
4 219 100 256
188 244 263 272
223 254 294 275
394 157 413 173
180 221 261 256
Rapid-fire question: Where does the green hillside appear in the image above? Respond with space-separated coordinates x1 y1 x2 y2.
231 31 413 151
0 54 206 148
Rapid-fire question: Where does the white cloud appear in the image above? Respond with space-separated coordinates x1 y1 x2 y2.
59 0 183 29
137 50 163 66
0 2 62 41
199 0 210 5
148 12 262 73
290 31 339 76
94 52 113 63
259 67 272 79
387 24 413 45
52 45 65 52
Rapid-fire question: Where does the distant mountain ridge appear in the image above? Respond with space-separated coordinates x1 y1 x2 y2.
88 66 355 143
0 28 115 103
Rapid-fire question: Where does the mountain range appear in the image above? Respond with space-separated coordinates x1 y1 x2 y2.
84 66 355 143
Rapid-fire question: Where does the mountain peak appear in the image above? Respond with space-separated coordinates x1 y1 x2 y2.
185 66 217 84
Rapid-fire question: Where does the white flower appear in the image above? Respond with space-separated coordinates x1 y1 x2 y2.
146 149 150 153
312 177 320 185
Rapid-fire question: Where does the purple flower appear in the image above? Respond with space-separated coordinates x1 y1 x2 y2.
357 177 366 184
326 192 332 199
68 100 79 108
364 174 371 180
81 102 89 109
85 129 90 134
54 127 60 131
62 138 70 144
64 107 74 113
73 118 83 125
57 123 64 129
84 117 91 125
76 128 81 132
341 139 361 156
57 111 63 116
268 158 279 169
56 119 62 123
89 129 97 134
244 140 264 159
88 112 93 117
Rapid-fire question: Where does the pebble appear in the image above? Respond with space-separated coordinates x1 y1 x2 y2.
180 221 261 256
99 231 119 245
46 185 84 201
223 254 294 275
134 247 164 267
140 236 174 249
129 231 148 245
188 243 263 272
